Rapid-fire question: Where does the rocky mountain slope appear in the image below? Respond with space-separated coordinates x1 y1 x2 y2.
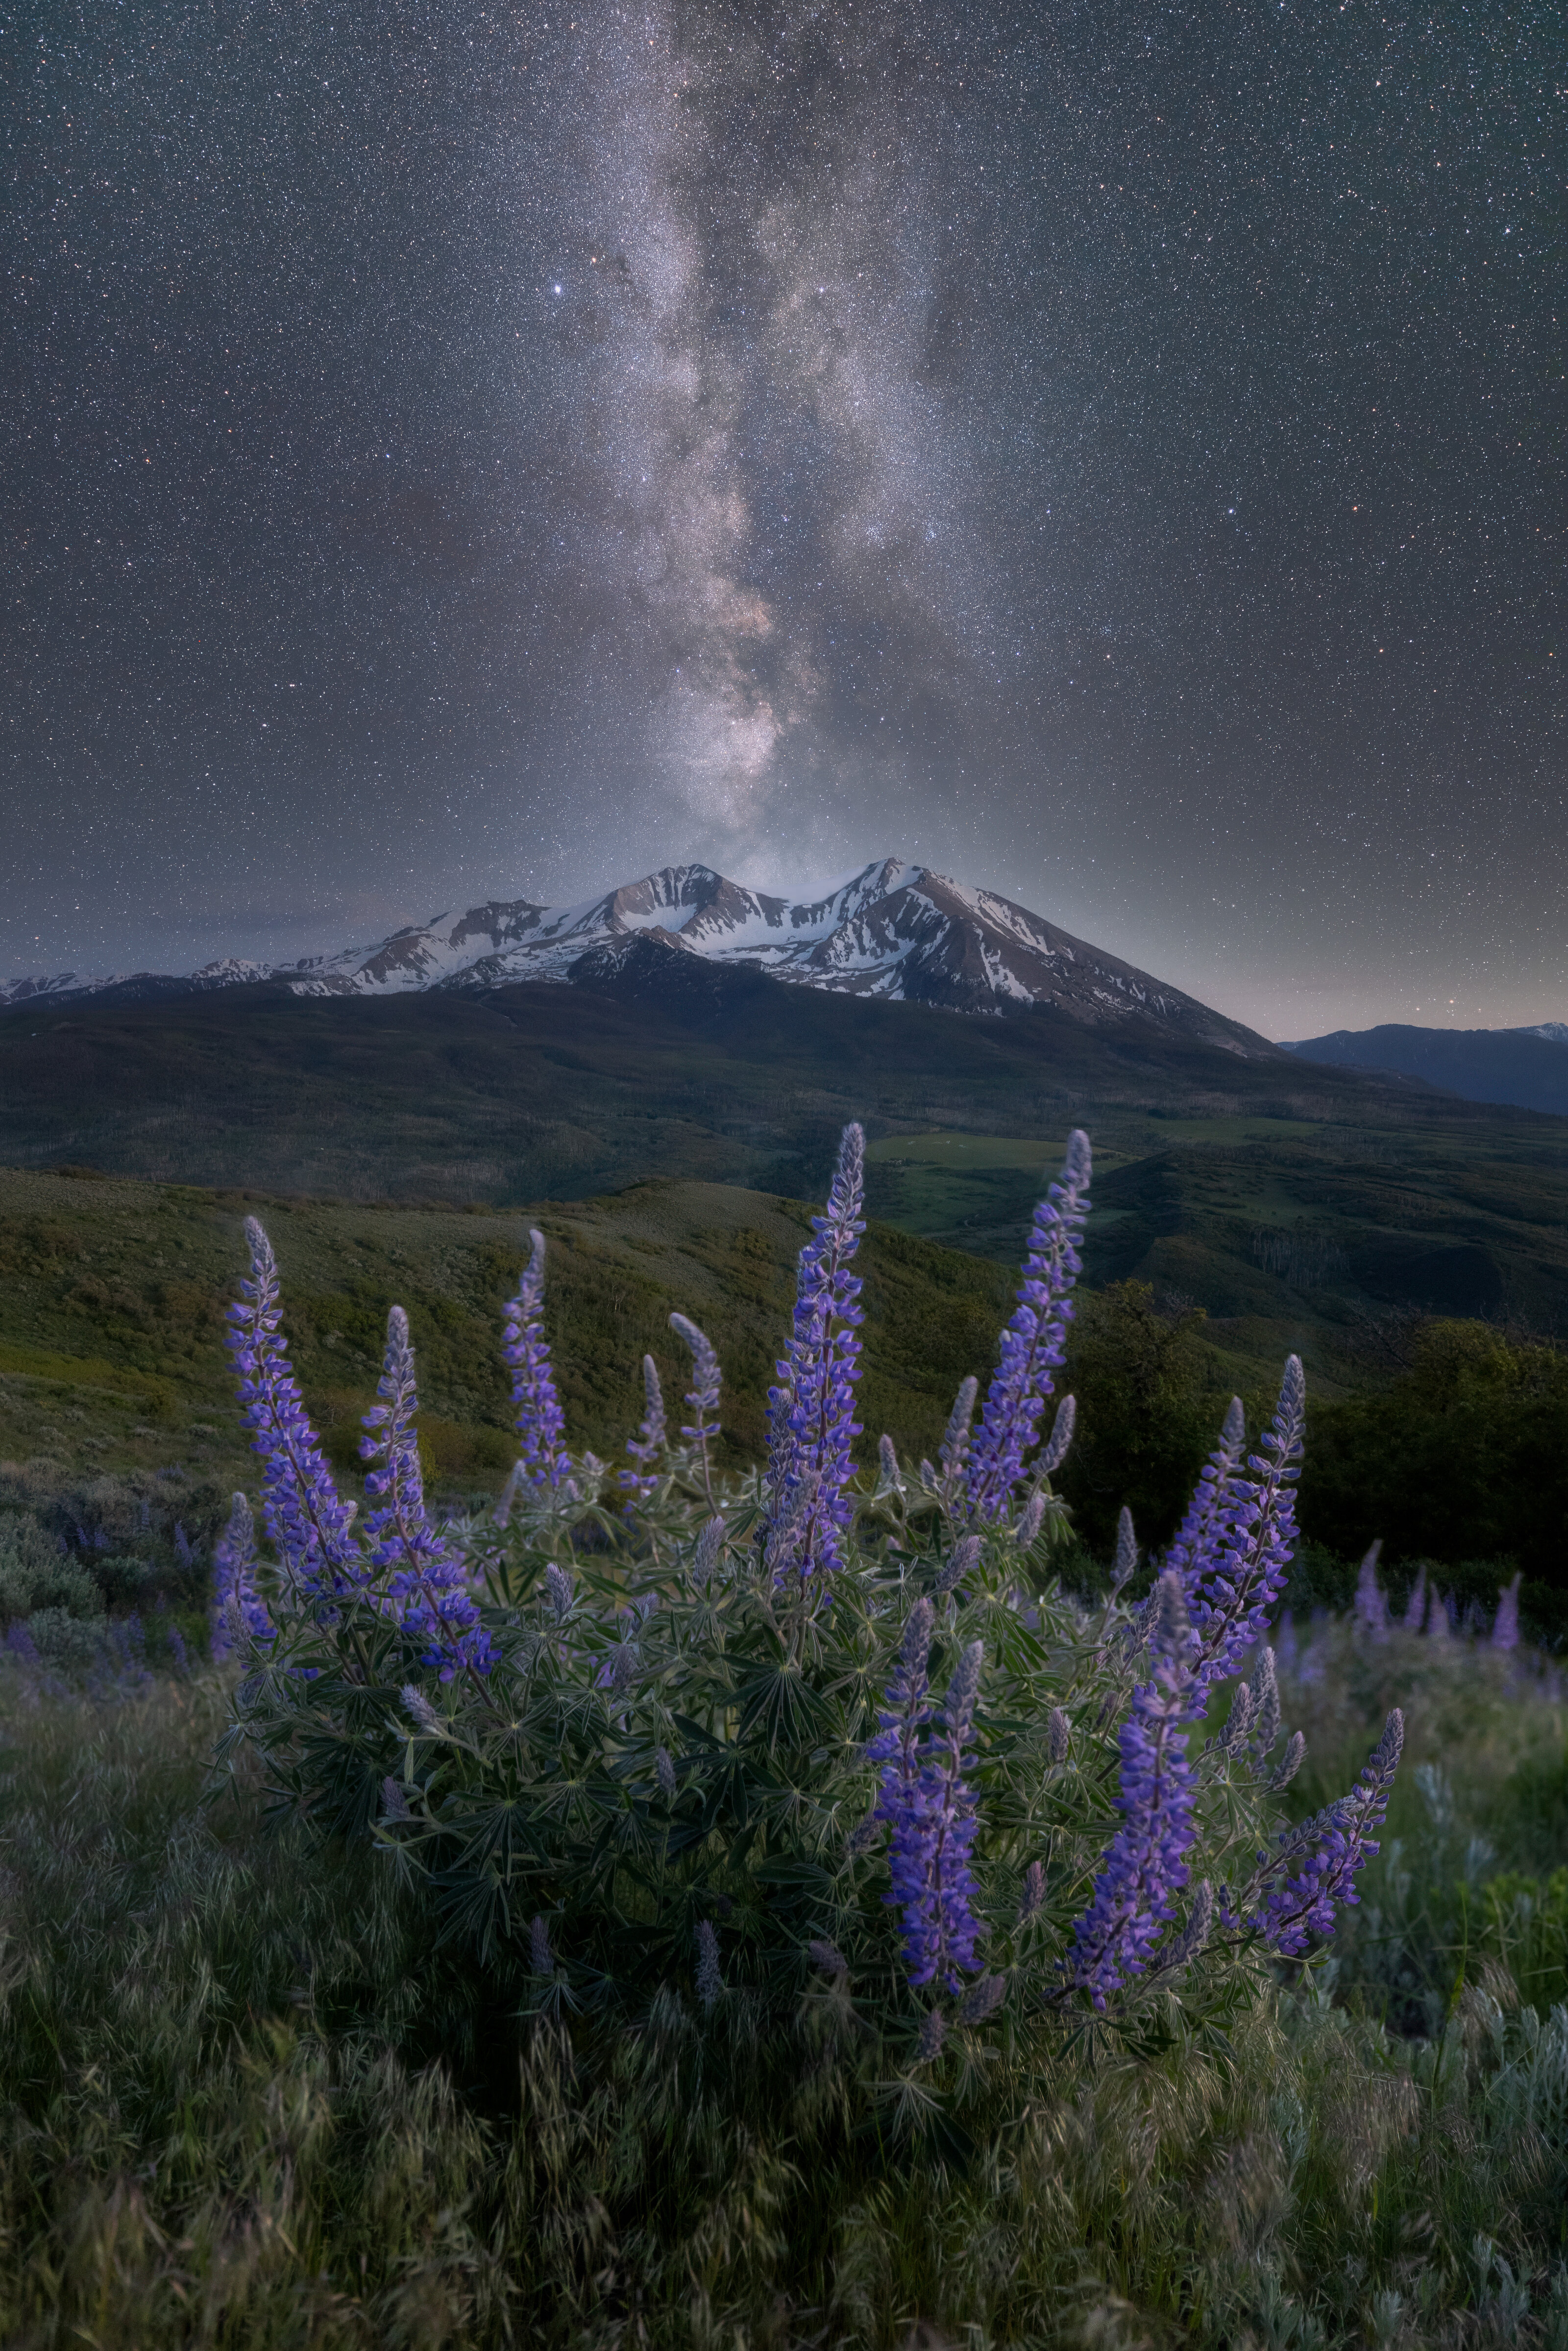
2 859 1272 1052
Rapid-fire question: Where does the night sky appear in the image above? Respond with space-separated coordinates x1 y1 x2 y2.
7 2 1564 1036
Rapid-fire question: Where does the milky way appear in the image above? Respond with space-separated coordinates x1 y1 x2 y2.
6 1 1564 1032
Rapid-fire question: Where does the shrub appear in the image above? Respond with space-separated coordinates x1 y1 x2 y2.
218 1126 1400 2080
0 1515 102 1623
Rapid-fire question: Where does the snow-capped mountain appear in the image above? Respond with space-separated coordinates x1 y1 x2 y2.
1 859 1270 1050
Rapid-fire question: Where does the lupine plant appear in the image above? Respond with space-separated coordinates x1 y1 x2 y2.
218 1124 1401 2071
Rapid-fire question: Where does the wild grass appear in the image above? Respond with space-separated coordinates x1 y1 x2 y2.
1 1634 1566 2348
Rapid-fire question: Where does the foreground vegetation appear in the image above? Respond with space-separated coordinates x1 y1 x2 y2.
1 1621 1565 2346
2 1119 1568 2345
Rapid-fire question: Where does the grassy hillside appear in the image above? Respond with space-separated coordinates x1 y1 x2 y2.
868 1109 1568 1372
6 974 1567 1379
0 1164 1012 1500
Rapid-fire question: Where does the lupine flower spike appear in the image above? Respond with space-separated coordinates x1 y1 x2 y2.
1170 1396 1248 1604
1070 1571 1199 2006
1038 1394 1077 1478
695 1919 723 2012
1493 1572 1522 1652
1110 1507 1138 1595
1353 1539 1388 1640
621 1354 666 1498
965 1131 1091 1523
210 1490 273 1658
669 1315 721 1500
1250 1709 1404 1955
872 1625 986 1992
501 1230 574 1493
765 1122 866 1591
938 1377 979 1495
1188 1357 1306 1692
226 1219 362 1603
360 1307 492 1680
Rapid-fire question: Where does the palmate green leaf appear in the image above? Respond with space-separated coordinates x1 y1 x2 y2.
733 1645 837 1752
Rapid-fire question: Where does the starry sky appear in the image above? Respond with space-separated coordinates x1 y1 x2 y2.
6 0 1564 1036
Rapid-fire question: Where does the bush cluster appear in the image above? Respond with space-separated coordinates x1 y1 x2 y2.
214 1128 1398 2085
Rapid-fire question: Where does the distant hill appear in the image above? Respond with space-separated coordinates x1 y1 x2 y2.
6 953 1568 1369
0 947 1445 1209
1283 1022 1568 1116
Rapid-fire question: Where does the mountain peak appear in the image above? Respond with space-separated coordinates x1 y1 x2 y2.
2 861 1274 1054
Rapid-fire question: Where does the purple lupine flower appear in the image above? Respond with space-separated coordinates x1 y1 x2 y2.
1250 1709 1403 1956
1353 1540 1388 1640
1110 1508 1138 1595
1493 1572 1522 1652
934 1534 981 1599
695 1919 723 2011
1016 1489 1048 1546
1187 1357 1305 1692
359 1307 492 1681
764 1123 866 1592
210 1492 274 1659
873 1627 986 1994
620 1354 667 1498
965 1131 1091 1524
866 1596 934 1786
916 2007 948 2062
1162 1880 1214 1974
401 1681 443 1731
173 1521 196 1571
1169 1397 1248 1605
1038 1393 1077 1477
1248 1645 1281 1760
166 1625 190 1675
1401 1564 1427 1633
692 1513 726 1585
226 1219 363 1602
1017 1860 1046 1924
669 1315 721 1501
501 1230 574 1493
938 1377 979 1493
1068 1570 1199 2008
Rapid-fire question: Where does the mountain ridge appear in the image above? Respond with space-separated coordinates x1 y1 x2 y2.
1 858 1274 1056
1284 1021 1568 1116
